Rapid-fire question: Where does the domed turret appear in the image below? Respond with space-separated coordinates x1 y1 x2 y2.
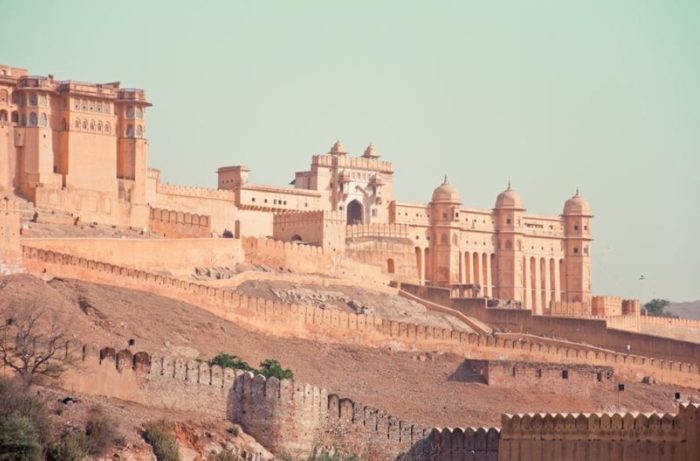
329 140 348 155
431 176 461 204
495 182 524 210
563 189 592 216
362 143 379 158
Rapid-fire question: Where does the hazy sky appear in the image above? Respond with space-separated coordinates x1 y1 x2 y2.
2 1 699 301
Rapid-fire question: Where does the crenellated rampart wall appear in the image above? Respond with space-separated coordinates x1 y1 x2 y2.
20 247 700 391
148 207 211 238
498 405 700 461
400 282 700 370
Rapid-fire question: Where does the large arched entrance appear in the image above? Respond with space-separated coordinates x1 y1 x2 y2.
346 200 363 225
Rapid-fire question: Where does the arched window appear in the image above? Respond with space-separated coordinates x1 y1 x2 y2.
126 124 134 137
0 90 7 104
11 92 19 104
82 120 87 130
38 94 47 107
39 113 47 127
451 234 458 245
505 240 512 250
28 94 37 106
20 114 26 126
90 120 95 131
73 99 79 110
0 110 7 122
11 111 19 124
28 112 37 126
105 122 111 134
97 121 103 132
136 107 143 119
81 100 87 111
62 118 67 130
74 118 80 129
440 233 448 244
96 102 102 113
126 106 134 118
136 125 143 137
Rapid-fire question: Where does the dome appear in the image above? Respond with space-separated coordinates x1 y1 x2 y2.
362 143 379 158
563 189 592 215
495 182 524 209
329 139 347 155
431 176 461 203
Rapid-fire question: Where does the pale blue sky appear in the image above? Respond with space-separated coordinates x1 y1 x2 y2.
2 1 698 301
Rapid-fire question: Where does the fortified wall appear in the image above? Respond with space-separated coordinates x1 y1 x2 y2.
21 237 244 274
60 344 700 461
272 210 346 250
148 207 211 238
0 197 22 274
20 247 700 390
465 359 614 391
400 282 700 368
345 223 418 281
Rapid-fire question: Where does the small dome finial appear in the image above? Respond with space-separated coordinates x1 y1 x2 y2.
507 180 512 190
443 175 448 184
575 188 580 196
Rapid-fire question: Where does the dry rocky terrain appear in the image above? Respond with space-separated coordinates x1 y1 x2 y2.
0 273 695 431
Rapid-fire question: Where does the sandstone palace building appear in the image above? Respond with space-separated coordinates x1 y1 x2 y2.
1 64 629 317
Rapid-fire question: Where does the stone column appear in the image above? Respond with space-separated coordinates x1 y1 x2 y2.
544 258 551 313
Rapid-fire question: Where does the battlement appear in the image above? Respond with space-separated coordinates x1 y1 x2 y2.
148 207 211 238
156 182 236 201
312 154 393 173
592 296 640 317
273 209 345 224
548 300 591 317
466 359 614 390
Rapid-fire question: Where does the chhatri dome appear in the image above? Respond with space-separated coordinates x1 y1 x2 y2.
362 143 379 158
431 176 461 203
495 181 524 209
563 189 592 215
329 140 348 155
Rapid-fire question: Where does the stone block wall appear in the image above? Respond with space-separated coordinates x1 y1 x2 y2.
148 207 211 238
0 197 22 274
272 210 345 250
466 360 614 392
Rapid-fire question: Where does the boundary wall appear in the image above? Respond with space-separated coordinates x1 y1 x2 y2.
0 197 22 274
20 247 700 390
498 406 700 461
60 344 700 461
21 237 243 274
272 210 345 250
148 206 211 238
466 359 614 391
400 282 700 368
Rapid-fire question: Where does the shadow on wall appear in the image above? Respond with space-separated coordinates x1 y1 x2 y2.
448 362 488 384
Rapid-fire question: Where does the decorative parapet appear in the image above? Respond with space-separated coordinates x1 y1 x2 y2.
345 223 410 240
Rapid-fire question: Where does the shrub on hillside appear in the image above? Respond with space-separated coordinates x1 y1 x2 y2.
85 406 124 456
210 353 254 372
0 377 52 445
0 415 43 461
46 430 88 461
305 451 362 461
207 449 243 461
142 420 181 461
258 359 294 380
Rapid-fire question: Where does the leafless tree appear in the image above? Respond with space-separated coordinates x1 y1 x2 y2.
0 304 75 386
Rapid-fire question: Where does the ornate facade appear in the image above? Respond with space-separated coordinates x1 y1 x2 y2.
0 63 592 311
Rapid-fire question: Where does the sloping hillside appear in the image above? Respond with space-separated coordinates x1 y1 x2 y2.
668 300 700 319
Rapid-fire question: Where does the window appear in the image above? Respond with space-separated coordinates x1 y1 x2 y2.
38 94 47 107
11 92 19 104
440 233 448 244
584 246 589 255
125 124 134 137
97 121 103 132
562 370 569 379
105 122 111 134
535 368 542 378
126 106 134 118
75 118 80 129
39 113 47 127
506 218 511 224
136 125 143 137
28 94 37 106
90 120 95 131
11 111 18 124
0 89 7 104
89 101 95 111
371 208 377 217
0 110 6 122
573 248 579 254
82 120 87 130
596 372 602 382
28 112 37 126
81 100 87 110
505 240 512 250
136 107 143 119
574 225 579 231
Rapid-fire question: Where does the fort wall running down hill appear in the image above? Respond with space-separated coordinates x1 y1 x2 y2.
21 237 244 274
21 247 700 390
400 282 700 368
62 344 700 461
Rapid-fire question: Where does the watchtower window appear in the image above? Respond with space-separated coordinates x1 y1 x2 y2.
535 368 542 378
573 248 579 254
562 370 569 379
596 372 602 382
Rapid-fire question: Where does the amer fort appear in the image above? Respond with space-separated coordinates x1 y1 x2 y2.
1 63 700 461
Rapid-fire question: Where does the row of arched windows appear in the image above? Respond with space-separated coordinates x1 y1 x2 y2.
72 98 113 114
8 92 48 107
1 111 49 127
72 118 111 134
124 106 144 119
124 124 144 138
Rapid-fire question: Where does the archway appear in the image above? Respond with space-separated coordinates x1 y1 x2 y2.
346 200 363 225
387 258 395 274
291 234 303 243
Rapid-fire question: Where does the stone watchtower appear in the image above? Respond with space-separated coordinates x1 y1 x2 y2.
493 183 526 302
116 88 151 226
562 190 593 304
429 177 463 285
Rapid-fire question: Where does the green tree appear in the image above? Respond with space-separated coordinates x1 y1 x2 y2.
142 420 180 461
209 353 254 372
258 359 294 380
644 299 671 317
